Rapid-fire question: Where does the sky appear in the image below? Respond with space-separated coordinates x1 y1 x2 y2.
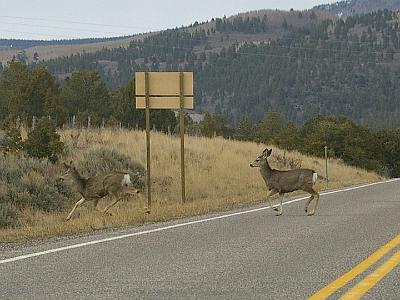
0 0 337 40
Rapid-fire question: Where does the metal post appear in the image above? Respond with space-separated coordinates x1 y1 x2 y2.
179 72 186 204
324 145 329 188
145 72 151 212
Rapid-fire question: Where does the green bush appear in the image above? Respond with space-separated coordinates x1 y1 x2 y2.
0 155 73 215
0 123 23 154
24 117 64 163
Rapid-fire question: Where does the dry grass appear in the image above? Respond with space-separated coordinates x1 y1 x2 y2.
0 129 382 242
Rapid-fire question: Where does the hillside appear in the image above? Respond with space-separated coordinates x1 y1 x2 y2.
314 0 400 16
0 33 158 64
26 9 400 128
0 10 330 64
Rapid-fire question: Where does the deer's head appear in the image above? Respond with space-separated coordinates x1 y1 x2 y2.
60 161 76 179
250 148 272 167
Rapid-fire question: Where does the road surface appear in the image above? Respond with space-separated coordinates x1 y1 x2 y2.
1 180 399 299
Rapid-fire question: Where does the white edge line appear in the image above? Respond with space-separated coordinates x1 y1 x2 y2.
1 178 399 265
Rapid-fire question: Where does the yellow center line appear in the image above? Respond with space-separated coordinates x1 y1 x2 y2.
339 250 400 300
308 234 400 300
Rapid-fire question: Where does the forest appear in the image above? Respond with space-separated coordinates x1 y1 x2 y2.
9 9 398 128
0 60 400 178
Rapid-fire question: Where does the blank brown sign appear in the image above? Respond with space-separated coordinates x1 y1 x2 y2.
135 72 193 96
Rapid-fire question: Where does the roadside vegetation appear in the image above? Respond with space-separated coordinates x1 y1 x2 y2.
0 128 381 242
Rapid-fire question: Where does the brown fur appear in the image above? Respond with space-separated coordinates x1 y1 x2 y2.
250 148 320 216
62 162 141 221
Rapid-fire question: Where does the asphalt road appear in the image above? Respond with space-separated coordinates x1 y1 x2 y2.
1 180 399 299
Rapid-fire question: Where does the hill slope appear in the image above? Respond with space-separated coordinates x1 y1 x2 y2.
2 9 400 128
314 0 400 16
0 33 158 64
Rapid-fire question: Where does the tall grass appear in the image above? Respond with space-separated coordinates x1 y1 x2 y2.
0 129 382 242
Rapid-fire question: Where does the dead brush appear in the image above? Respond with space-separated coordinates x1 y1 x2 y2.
273 151 302 169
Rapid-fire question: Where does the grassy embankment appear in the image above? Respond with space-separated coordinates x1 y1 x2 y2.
0 129 382 242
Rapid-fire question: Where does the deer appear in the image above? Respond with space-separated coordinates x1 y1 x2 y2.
62 161 142 221
250 148 320 216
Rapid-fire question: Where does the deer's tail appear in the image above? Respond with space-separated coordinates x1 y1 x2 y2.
312 172 318 184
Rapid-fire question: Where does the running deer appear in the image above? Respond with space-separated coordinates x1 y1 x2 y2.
250 148 320 216
62 161 142 221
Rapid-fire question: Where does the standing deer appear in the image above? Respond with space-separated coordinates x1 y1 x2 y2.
62 161 142 221
250 148 320 216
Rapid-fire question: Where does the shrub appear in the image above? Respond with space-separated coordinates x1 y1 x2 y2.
77 148 144 174
0 155 73 213
24 117 64 163
0 203 19 228
0 126 23 154
76 148 145 189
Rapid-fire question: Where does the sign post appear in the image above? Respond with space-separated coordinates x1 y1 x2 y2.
135 72 193 211
324 145 329 188
145 72 151 211
179 72 186 203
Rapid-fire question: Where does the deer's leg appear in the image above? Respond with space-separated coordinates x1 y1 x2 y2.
305 189 320 216
103 193 122 215
66 197 86 221
307 190 320 216
276 193 284 216
92 199 103 213
304 195 315 213
266 189 279 212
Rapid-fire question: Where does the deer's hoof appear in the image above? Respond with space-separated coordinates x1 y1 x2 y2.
275 212 283 216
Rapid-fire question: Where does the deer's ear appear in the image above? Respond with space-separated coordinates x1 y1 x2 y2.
267 149 272 156
262 148 269 155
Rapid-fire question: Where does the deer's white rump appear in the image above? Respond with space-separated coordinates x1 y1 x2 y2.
250 148 320 216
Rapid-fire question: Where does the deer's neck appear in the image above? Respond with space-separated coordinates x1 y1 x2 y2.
70 168 87 192
260 160 274 181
